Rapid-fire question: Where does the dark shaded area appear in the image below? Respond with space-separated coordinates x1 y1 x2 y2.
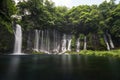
0 54 120 80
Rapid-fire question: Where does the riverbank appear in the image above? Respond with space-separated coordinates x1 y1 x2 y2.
32 49 120 58
67 49 120 58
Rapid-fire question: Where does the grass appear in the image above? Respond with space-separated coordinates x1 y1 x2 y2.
66 49 120 58
32 51 44 54
32 49 120 58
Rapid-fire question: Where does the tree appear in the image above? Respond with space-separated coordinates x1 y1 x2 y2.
0 0 17 52
17 0 57 30
109 3 120 47
99 0 116 50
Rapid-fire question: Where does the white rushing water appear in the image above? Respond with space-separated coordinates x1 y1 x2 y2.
26 29 73 54
61 34 67 53
13 24 22 54
33 30 40 52
76 37 80 52
67 35 72 51
104 34 110 50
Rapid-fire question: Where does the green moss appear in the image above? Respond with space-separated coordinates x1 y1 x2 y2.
32 49 120 58
32 51 44 54
67 49 120 58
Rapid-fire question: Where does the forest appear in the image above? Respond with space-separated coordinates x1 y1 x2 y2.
0 0 120 55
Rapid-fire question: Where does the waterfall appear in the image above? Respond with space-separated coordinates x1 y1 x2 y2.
44 30 49 53
56 32 61 53
52 30 60 53
33 30 40 52
13 24 22 54
76 37 80 52
104 34 110 50
107 33 115 49
53 30 56 53
61 34 67 53
40 31 44 52
39 30 50 53
27 29 69 54
83 36 87 50
67 35 72 51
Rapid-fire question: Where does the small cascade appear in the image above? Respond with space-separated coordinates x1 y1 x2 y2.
40 30 44 52
76 37 80 52
56 32 61 53
83 36 87 50
52 30 56 53
67 35 72 51
13 24 22 54
33 30 40 52
61 34 67 53
53 30 60 53
107 33 115 49
104 34 110 50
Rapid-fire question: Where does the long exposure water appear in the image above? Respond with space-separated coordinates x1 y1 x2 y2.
0 54 120 80
13 24 22 54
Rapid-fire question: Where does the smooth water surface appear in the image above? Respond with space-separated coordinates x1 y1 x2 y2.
0 54 120 80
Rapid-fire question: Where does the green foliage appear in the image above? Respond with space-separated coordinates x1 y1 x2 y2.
110 4 120 37
0 0 17 32
0 0 17 52
14 0 120 51
0 0 120 52
32 51 44 54
99 37 106 47
17 0 57 30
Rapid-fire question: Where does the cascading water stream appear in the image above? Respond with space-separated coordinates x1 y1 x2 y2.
31 29 71 54
33 30 40 52
67 35 72 51
76 37 80 52
61 34 67 53
13 24 22 54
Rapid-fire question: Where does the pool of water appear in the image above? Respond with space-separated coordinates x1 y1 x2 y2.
0 54 120 80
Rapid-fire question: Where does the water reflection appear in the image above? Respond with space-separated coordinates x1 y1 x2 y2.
61 54 72 79
0 54 120 80
76 54 81 64
76 55 83 69
108 57 119 80
84 55 88 66
4 56 20 80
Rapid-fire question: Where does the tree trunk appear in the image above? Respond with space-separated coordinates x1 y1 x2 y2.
76 37 80 52
103 34 110 50
83 36 87 50
107 33 115 49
